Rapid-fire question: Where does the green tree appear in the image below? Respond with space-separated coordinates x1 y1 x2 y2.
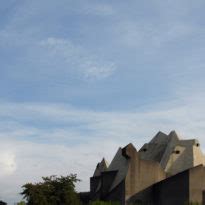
90 201 119 205
17 201 26 205
21 174 81 205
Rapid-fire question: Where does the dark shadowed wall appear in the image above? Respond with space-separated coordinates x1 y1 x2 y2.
153 170 189 205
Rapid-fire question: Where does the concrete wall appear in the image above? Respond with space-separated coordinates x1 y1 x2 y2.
101 171 118 198
124 144 140 200
88 133 205 205
164 141 195 176
165 140 205 177
126 186 154 205
90 176 101 200
165 145 187 175
124 144 166 200
105 181 125 205
189 165 205 204
139 160 166 192
128 165 205 205
90 176 100 193
193 144 205 167
153 170 189 205
127 169 189 205
90 171 118 201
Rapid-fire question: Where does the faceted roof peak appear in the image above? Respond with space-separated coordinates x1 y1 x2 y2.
150 131 168 144
168 130 180 139
93 158 109 177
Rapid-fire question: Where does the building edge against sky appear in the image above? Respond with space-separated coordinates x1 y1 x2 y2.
80 131 205 205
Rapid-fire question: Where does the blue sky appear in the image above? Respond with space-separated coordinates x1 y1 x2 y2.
1 0 205 203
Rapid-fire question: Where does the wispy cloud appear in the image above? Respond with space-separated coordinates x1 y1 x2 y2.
1 91 205 202
39 37 116 80
114 21 197 49
0 151 16 177
81 3 115 16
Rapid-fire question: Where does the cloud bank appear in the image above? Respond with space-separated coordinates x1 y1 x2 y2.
1 93 205 203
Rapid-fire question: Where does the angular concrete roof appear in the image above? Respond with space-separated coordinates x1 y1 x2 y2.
150 131 172 144
91 130 205 196
107 147 130 191
139 131 175 164
139 130 205 175
93 158 109 177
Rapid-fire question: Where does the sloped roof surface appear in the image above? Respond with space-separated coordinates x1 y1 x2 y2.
139 130 205 173
107 147 130 191
92 130 205 196
93 158 109 177
159 131 180 169
139 131 181 167
150 131 170 144
139 131 178 164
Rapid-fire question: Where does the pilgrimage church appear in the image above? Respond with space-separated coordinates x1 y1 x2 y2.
80 130 205 205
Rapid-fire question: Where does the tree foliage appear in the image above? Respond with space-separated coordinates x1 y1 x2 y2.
0 201 7 205
90 201 119 205
17 202 26 205
21 174 81 205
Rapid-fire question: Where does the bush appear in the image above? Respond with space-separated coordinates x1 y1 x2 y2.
21 174 81 205
90 200 120 205
17 202 26 205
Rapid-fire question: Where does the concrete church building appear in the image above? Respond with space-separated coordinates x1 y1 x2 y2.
80 131 205 205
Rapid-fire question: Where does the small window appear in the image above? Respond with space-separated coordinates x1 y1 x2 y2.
196 143 200 147
140 148 147 152
175 150 180 154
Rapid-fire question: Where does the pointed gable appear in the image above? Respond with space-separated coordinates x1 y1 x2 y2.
139 131 170 163
107 147 129 191
150 131 169 144
93 158 109 177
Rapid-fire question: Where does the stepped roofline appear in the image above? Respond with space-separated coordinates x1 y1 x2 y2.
150 130 180 144
87 130 205 205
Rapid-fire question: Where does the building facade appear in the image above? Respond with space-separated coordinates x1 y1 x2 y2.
80 131 205 205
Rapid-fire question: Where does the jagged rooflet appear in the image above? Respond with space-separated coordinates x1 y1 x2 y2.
93 158 109 177
107 144 136 191
139 130 180 163
150 130 179 144
139 130 205 175
87 130 205 205
139 131 178 159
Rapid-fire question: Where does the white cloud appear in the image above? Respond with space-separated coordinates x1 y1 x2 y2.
0 151 16 177
0 138 120 204
1 91 205 203
39 37 116 80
